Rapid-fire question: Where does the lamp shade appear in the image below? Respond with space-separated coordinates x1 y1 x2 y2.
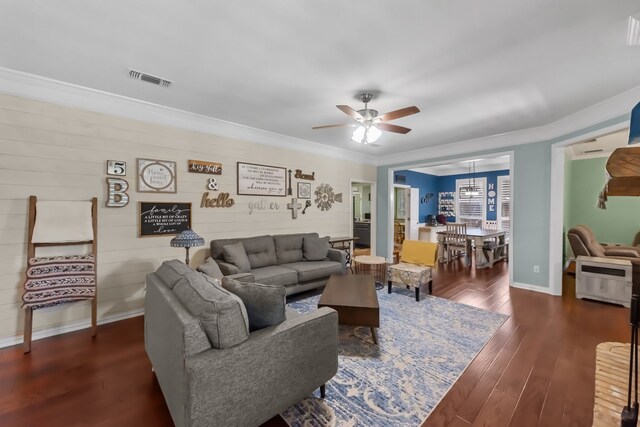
170 229 205 248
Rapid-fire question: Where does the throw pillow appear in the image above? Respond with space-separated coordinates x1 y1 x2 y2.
222 277 286 332
303 236 330 261
173 271 250 349
196 257 224 279
222 242 251 273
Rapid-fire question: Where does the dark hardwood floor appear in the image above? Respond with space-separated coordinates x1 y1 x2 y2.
0 261 629 426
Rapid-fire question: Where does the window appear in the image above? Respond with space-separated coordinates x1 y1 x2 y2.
497 175 510 236
455 177 486 227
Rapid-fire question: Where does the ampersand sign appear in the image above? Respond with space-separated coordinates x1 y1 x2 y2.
207 178 218 191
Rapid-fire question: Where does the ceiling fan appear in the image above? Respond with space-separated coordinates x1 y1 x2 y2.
312 93 420 145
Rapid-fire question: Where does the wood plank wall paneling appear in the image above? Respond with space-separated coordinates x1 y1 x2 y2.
0 93 377 341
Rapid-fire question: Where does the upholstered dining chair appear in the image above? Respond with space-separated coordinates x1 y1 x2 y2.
387 240 438 301
444 223 467 263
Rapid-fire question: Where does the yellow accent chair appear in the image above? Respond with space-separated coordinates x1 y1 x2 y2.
386 240 438 301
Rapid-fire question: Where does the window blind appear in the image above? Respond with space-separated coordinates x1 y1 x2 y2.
498 176 510 234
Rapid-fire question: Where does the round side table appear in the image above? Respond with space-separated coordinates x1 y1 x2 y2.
353 255 387 287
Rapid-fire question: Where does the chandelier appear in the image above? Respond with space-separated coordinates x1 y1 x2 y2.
459 161 481 197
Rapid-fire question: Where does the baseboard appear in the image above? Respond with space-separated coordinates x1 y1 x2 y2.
0 308 145 349
511 282 558 296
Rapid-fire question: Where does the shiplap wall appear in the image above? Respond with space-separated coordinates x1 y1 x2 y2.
0 93 376 343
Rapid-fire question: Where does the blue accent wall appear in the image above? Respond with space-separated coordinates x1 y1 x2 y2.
394 169 509 222
393 170 439 222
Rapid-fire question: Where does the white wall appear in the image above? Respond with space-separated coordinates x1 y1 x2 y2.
0 93 376 343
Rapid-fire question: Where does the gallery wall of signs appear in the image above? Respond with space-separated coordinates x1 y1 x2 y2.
104 156 343 236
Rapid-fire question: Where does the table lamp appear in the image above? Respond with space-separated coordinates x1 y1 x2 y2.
170 229 205 265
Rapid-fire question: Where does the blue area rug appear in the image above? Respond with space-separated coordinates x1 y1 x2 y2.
281 288 508 426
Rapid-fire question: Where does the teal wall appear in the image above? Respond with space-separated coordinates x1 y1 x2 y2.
376 114 629 290
567 156 640 248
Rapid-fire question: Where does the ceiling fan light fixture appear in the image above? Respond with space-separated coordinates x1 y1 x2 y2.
351 123 381 144
351 126 366 143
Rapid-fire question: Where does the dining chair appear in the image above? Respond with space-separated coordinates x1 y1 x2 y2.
481 220 508 266
444 223 467 263
482 220 498 230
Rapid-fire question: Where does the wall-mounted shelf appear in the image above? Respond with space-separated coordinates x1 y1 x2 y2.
438 192 455 218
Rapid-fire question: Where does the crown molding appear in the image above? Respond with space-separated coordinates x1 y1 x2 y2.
1 66 637 168
379 85 640 166
0 67 378 165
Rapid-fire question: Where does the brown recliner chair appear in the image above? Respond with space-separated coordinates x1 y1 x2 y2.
568 225 640 292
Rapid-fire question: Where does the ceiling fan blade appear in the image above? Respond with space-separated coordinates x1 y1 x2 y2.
377 106 420 122
312 123 355 130
377 123 412 134
336 105 364 120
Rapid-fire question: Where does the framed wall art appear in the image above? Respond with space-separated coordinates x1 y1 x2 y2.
137 158 176 193
297 182 311 199
237 162 286 197
139 202 191 237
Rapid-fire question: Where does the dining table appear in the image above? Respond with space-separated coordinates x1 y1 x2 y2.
436 227 507 269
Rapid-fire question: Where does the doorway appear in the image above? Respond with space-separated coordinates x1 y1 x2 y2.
387 153 514 284
351 181 373 256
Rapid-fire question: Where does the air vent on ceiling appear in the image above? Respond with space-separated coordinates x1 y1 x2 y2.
395 174 406 184
583 149 604 154
128 69 172 87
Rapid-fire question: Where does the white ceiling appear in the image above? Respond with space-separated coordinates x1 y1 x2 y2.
1 1 640 157
410 155 511 176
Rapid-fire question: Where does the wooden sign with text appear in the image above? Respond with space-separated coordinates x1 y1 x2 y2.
188 159 222 175
139 202 191 237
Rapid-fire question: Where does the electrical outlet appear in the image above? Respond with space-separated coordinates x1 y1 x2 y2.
533 265 540 273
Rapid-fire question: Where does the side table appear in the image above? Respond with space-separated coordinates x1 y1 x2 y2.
353 255 387 288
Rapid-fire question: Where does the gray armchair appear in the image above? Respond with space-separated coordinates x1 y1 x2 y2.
145 269 339 427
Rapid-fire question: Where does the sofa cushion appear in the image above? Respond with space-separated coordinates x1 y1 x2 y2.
155 259 193 289
211 237 241 260
196 257 224 279
274 234 304 264
280 261 344 282
274 233 318 264
173 271 250 349
223 242 251 273
250 265 298 286
303 236 330 261
222 277 286 332
242 235 277 269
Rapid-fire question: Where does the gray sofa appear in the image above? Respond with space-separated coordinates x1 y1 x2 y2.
145 260 339 427
211 233 346 295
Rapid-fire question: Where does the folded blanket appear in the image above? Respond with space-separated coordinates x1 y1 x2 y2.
23 254 96 309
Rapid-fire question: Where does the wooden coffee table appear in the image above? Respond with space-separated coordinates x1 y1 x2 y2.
318 274 380 344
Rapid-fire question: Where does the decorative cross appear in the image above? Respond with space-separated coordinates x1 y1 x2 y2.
287 197 303 219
